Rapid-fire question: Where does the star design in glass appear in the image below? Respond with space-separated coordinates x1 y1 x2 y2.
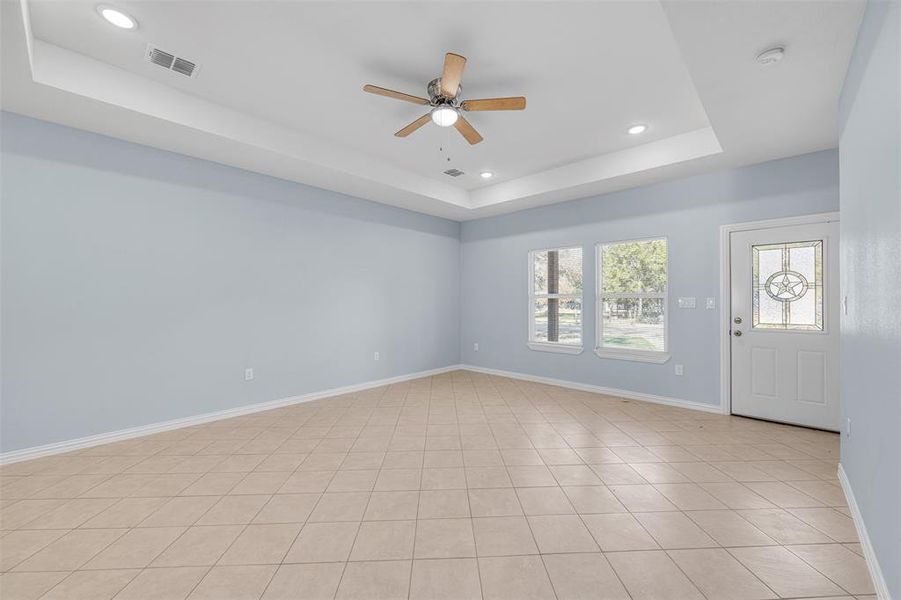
765 270 808 302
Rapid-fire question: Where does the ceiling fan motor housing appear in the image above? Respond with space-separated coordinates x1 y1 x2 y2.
428 78 462 105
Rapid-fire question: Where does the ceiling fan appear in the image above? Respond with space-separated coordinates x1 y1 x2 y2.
363 52 526 145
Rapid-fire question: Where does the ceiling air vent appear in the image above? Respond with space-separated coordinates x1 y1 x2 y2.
444 168 464 177
145 44 199 78
172 57 197 77
148 47 174 69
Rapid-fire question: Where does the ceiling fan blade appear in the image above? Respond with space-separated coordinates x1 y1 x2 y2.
395 113 432 138
363 84 429 105
461 97 526 111
453 115 483 145
440 53 466 98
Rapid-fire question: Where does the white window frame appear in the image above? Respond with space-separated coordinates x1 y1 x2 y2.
595 237 670 363
527 246 583 354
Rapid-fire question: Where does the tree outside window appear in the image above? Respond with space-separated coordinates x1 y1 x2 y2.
529 247 583 347
597 238 668 357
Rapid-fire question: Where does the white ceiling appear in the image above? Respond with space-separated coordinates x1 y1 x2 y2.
1 0 864 220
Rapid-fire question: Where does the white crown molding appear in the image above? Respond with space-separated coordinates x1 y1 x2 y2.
5 0 862 221
460 364 723 414
0 364 464 465
2 0 730 221
469 126 722 210
837 463 891 600
29 38 472 213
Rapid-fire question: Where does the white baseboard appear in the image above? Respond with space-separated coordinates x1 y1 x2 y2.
837 463 891 600
460 364 723 414
0 364 463 465
1 363 725 464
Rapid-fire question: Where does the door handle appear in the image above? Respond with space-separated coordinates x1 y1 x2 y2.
734 330 742 337
733 317 742 324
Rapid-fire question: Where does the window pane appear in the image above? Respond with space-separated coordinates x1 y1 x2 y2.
533 297 582 345
533 247 582 295
601 239 667 293
601 297 665 351
752 240 823 330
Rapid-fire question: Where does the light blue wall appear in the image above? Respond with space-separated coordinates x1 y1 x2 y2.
0 112 461 453
460 150 839 407
838 0 900 594
0 115 847 452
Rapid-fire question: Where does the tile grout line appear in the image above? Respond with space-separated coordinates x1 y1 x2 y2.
330 396 381 600
461 376 485 600
0 371 864 600
503 376 561 600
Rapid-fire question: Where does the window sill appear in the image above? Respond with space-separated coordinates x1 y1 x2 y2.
527 342 584 355
593 347 671 364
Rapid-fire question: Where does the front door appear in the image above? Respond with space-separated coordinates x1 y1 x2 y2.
729 219 840 431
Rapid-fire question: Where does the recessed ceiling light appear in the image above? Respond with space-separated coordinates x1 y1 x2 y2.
431 106 459 127
756 47 785 65
627 124 647 135
97 5 137 30
480 171 494 179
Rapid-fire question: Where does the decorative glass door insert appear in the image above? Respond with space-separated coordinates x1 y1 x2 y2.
751 240 823 331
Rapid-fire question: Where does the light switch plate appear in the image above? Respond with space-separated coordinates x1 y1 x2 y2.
705 297 716 309
677 297 697 309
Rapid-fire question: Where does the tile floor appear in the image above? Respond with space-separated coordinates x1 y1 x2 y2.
0 371 876 599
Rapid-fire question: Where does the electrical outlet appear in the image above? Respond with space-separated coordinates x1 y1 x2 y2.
846 417 852 439
373 352 380 361
244 368 254 381
674 364 684 376
473 342 479 352
843 295 849 316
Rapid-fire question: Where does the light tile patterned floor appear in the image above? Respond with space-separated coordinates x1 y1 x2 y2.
0 371 877 599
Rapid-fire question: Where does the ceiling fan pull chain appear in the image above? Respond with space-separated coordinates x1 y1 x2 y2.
444 128 452 163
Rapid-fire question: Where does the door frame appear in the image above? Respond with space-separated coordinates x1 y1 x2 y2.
718 212 840 416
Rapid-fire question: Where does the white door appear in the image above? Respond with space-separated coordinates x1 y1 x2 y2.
730 219 840 431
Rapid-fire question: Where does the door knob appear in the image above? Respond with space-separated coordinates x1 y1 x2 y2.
734 330 742 337
733 316 742 324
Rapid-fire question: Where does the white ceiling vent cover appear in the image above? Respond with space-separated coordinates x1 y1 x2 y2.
145 44 199 78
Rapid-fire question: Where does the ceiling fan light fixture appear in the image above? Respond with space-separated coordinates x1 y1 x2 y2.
431 106 459 127
627 124 648 135
97 5 137 29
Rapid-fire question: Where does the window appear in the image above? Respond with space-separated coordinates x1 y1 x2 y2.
528 247 583 353
596 238 669 362
752 240 823 330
